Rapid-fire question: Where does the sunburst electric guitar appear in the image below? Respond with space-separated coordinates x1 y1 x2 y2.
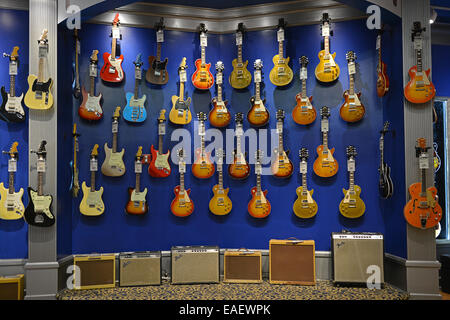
24 29 54 110
146 18 169 85
169 58 192 125
313 106 338 178
126 146 148 215
228 112 250 180
339 145 366 219
1 46 25 122
292 56 316 125
149 109 171 178
404 22 435 104
293 148 318 219
79 144 105 216
69 123 80 197
340 51 365 122
376 29 389 97
315 13 340 83
0 142 25 220
404 138 442 229
247 59 269 127
79 50 103 121
229 23 251 89
209 149 232 216
100 13 124 83
171 148 194 217
123 53 147 123
248 150 271 218
269 18 293 87
101 106 126 177
209 61 231 127
192 112 215 179
192 23 214 90
271 109 293 178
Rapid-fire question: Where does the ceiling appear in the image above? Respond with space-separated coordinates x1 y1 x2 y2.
431 0 450 24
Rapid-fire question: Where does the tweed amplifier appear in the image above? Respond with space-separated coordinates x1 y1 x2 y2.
224 249 262 283
332 232 384 286
73 253 116 290
171 246 219 284
269 239 315 285
119 251 161 287
0 274 24 300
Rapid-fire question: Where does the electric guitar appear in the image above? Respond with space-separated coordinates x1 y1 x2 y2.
404 22 435 104
271 109 293 178
69 123 80 198
209 148 232 216
315 13 340 83
247 59 269 127
340 51 365 122
192 23 214 90
339 145 366 218
433 142 441 173
24 140 55 227
171 148 194 217
404 138 442 229
292 56 316 125
169 57 192 125
149 109 171 178
376 29 389 97
24 29 54 110
209 61 231 128
79 50 103 121
229 23 251 89
79 144 105 216
123 53 147 123
313 106 338 177
0 46 25 122
101 106 126 177
100 13 124 83
248 150 271 218
228 112 250 180
293 148 318 219
378 121 393 199
192 112 215 179
72 29 81 99
126 146 148 215
0 142 25 220
146 18 169 85
269 18 293 87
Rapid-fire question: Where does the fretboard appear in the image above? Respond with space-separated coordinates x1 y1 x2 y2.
301 79 307 98
111 37 117 61
420 168 426 196
349 74 355 95
278 40 284 59
10 75 16 97
179 82 185 102
322 131 329 150
278 126 284 153
73 138 78 170
38 57 45 82
416 49 423 73
237 45 243 64
37 172 43 196
134 77 139 98
217 83 222 102
201 45 206 65
90 170 96 192
112 132 117 153
349 171 355 192
8 172 15 194
256 173 261 195
255 82 261 101
135 172 140 193
200 135 205 156
218 169 223 190
236 135 242 155
324 36 330 57
302 171 307 192
156 42 162 61
158 134 164 154
89 76 95 96
179 172 185 193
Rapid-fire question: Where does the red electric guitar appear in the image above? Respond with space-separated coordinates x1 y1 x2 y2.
191 23 214 90
148 109 171 178
100 13 124 83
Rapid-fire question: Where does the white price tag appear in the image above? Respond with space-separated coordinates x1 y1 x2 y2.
348 62 356 75
235 127 243 137
414 37 423 50
254 70 261 83
419 154 429 169
112 122 118 133
135 67 142 80
89 64 97 77
156 30 164 43
90 159 98 172
198 123 205 136
38 45 48 58
347 159 355 172
255 164 262 175
179 162 186 173
300 161 307 174
179 70 187 82
8 159 17 173
135 161 142 173
158 123 166 135
236 32 242 46
37 159 46 173
300 67 307 80
277 29 284 42
376 35 381 50
321 119 329 132
112 27 120 39
322 24 330 37
216 73 223 85
9 62 18 76
200 33 207 47
276 122 283 134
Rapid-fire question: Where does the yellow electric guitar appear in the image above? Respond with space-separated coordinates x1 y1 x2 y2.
229 23 252 89
269 18 293 87
339 145 365 218
0 142 25 220
315 13 340 83
209 149 232 216
169 57 192 125
293 148 317 219
101 106 126 177
80 144 104 216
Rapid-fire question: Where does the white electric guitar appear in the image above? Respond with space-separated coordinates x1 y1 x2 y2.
101 106 126 177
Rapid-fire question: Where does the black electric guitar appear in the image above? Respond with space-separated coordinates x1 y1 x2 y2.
378 121 393 199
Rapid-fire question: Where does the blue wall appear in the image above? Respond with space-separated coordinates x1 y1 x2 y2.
432 44 450 97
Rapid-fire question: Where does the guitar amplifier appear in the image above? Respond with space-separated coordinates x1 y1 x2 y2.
0 274 24 300
73 253 116 290
224 249 262 283
332 232 384 286
119 251 161 286
269 239 316 285
171 246 219 284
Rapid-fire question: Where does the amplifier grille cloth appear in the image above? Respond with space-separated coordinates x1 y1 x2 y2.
225 255 260 280
76 260 114 287
270 244 314 282
0 283 18 300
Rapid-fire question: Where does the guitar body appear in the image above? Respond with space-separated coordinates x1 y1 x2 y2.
292 94 316 125
24 75 54 110
376 61 389 97
404 182 442 229
192 149 215 179
191 59 214 90
78 86 103 121
313 145 338 177
404 66 435 104
229 59 252 89
209 185 232 216
100 52 124 83
271 151 293 178
269 55 293 86
248 187 271 218
247 97 269 127
125 187 148 215
146 56 169 85
339 91 365 122
24 187 54 227
315 51 340 83
171 186 194 217
379 163 393 198
339 185 366 218
69 161 80 196
123 92 147 123
228 154 250 180
101 143 126 177
169 95 192 125
208 99 231 127
79 182 104 216
293 187 318 219
148 145 171 178
0 87 25 122
0 183 24 220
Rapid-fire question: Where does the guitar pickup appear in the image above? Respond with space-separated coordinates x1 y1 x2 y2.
35 91 42 100
154 70 161 76
109 66 116 74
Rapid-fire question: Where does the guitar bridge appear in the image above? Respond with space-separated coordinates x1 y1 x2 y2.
131 107 143 121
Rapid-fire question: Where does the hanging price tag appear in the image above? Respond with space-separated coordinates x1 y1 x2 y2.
348 62 356 75
179 69 187 82
179 162 186 173
112 121 118 133
135 67 142 80
419 153 429 169
299 161 307 174
135 161 142 173
112 26 120 39
347 159 355 172
254 70 261 83
235 127 243 137
276 121 283 134
300 67 307 80
236 32 242 46
200 33 207 47
37 159 46 173
322 24 330 37
216 73 223 85
255 164 262 175
156 30 164 43
9 62 18 76
277 29 284 42
90 158 98 172
89 64 97 77
376 35 381 50
321 119 329 132
38 45 48 58
8 159 17 173
198 123 205 136
414 37 423 50
158 123 166 135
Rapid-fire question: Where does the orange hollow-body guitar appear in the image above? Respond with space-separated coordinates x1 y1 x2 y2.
313 107 338 178
340 51 365 123
292 56 316 125
192 112 215 179
208 61 231 127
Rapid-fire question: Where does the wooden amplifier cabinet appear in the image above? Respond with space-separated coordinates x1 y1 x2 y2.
171 246 219 284
269 239 315 285
119 251 161 286
0 274 24 300
73 253 116 290
224 250 262 283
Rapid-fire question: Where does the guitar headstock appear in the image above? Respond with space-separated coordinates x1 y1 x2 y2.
276 108 285 121
254 59 263 70
158 109 166 124
197 111 207 123
235 112 243 125
299 56 309 68
112 13 120 27
381 121 390 134
33 140 47 159
412 21 425 41
215 61 224 73
346 51 356 63
416 137 428 152
216 148 224 168
155 17 165 31
237 22 245 34
177 148 185 163
4 141 19 160
178 57 187 77
90 50 99 64
135 146 143 161
38 29 48 46
299 147 309 162
112 106 121 120
91 144 99 158
134 53 143 68
6 46 19 63
320 13 331 34
199 23 208 35
320 106 330 119
277 18 287 30
346 145 357 159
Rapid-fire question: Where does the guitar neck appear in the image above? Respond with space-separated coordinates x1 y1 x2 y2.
237 44 243 63
90 170 96 192
179 82 185 102
217 83 222 102
8 172 15 194
278 127 284 153
10 75 16 97
416 49 423 72
420 168 427 196
256 173 262 195
37 171 44 196
301 79 307 98
379 136 384 166
349 171 355 192
179 172 185 193
218 169 223 190
278 40 284 58
38 57 45 82
134 77 139 98
324 36 330 56
73 137 78 170
200 134 205 156
158 134 164 154
111 38 117 60
156 42 162 61
349 74 355 95
302 171 307 191
135 172 140 193
89 76 95 96
201 45 206 65
236 134 242 155
255 82 261 101
322 131 329 150
112 132 118 153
